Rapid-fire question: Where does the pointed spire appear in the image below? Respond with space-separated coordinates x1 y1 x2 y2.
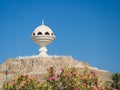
42 19 44 25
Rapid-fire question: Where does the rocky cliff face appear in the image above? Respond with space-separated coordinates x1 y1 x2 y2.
0 56 111 88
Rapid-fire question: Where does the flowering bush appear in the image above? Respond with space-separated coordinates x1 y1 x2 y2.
46 67 103 90
3 74 51 90
3 66 116 90
4 74 37 90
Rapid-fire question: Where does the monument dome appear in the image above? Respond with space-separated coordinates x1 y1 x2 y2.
31 20 56 57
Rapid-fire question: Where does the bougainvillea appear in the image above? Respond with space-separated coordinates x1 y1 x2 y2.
3 66 116 90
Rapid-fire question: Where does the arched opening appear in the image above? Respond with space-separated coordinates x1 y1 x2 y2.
45 32 50 35
33 33 35 36
37 32 42 35
51 33 53 36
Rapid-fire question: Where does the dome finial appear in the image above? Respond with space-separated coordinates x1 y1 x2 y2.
42 19 44 25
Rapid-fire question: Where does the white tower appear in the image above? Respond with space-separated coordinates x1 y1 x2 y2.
31 20 56 57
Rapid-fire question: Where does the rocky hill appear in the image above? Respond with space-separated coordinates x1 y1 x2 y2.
0 56 112 88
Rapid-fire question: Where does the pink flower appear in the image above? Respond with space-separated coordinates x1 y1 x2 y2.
12 81 16 85
82 77 86 82
91 86 96 90
97 85 104 90
47 76 57 81
37 80 40 83
47 77 52 81
74 87 79 90
29 76 33 80
52 76 57 80
66 72 72 77
60 67 64 72
22 74 28 77
79 74 83 77
83 82 86 86
87 74 90 77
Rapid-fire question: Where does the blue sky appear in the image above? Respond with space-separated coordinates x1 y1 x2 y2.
0 0 120 72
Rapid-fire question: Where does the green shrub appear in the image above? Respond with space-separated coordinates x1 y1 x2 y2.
3 66 116 90
46 66 103 90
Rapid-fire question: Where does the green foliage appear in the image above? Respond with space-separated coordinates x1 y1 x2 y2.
3 66 116 90
46 66 102 90
111 73 120 89
3 74 40 90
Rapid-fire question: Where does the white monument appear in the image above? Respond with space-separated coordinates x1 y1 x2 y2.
31 20 56 57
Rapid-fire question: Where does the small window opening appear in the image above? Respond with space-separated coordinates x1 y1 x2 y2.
37 32 42 35
45 32 50 35
51 33 53 35
33 33 35 36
